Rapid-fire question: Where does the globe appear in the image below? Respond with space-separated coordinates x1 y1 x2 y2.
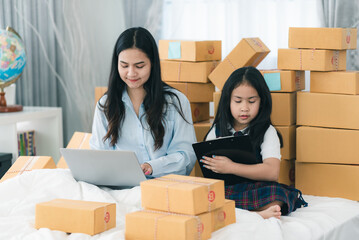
0 26 26 112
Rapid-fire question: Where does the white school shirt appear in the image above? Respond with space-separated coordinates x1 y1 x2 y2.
90 88 197 177
206 124 281 160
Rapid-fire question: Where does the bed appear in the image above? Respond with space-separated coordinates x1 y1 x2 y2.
0 169 359 240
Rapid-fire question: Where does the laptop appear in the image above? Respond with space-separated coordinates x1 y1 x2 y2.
59 148 147 188
192 135 260 185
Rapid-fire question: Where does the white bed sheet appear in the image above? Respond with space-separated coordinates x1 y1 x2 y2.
0 169 358 240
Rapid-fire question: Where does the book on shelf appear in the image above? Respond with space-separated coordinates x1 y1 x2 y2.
17 130 36 156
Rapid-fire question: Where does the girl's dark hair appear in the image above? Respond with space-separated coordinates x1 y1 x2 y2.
207 66 282 151
100 27 186 149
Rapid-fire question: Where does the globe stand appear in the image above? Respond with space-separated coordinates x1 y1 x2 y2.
0 89 23 113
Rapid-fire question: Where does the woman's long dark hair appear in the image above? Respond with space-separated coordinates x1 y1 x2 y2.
100 27 186 149
207 66 282 151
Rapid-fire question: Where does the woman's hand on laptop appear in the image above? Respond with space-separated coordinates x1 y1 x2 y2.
141 163 153 175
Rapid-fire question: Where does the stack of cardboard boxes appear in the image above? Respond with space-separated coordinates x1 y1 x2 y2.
207 38 299 184
125 174 235 240
159 40 221 176
279 27 359 200
260 69 305 186
159 40 220 123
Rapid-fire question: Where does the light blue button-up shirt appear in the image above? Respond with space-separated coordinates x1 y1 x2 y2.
90 88 197 177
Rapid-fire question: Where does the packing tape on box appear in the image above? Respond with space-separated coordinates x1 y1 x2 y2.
177 62 182 81
333 50 339 71
299 50 303 70
141 209 203 240
225 57 236 70
155 177 214 212
6 156 40 175
295 71 301 89
79 133 89 149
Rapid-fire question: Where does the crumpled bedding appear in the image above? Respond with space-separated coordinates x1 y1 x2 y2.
1 169 358 240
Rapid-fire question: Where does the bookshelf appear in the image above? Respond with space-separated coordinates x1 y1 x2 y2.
0 106 63 164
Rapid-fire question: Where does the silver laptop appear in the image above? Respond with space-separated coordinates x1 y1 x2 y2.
59 148 147 187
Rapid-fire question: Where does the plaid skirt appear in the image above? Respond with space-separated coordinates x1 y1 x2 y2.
225 181 308 215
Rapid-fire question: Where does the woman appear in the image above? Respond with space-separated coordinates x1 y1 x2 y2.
90 27 196 177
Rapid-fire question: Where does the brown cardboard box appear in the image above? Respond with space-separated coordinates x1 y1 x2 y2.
125 210 211 240
57 132 92 168
276 125 296 160
260 70 305 92
288 27 357 50
211 199 236 232
213 91 221 117
95 87 107 106
310 71 359 95
0 156 56 183
194 119 213 142
297 126 359 164
208 38 270 90
277 49 346 71
167 82 215 102
271 92 296 125
189 160 204 178
191 103 210 123
296 162 359 201
161 60 219 83
159 40 222 62
35 199 116 235
297 91 359 130
278 159 295 187
141 174 224 215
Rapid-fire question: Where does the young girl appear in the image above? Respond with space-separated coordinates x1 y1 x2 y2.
201 66 307 219
90 27 197 178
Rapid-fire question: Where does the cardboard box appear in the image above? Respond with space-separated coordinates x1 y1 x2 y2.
57 132 92 168
189 160 204 178
208 38 270 90
35 199 116 235
159 40 222 62
276 125 296 160
310 71 359 95
125 210 211 240
260 70 305 92
0 156 56 183
194 119 213 142
161 60 219 83
296 162 359 201
95 87 107 106
288 27 357 50
0 153 12 178
297 91 359 130
277 49 346 71
141 174 225 215
297 126 359 165
167 82 215 102
213 91 221 117
211 199 236 232
278 159 295 187
271 92 296 125
191 103 210 123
